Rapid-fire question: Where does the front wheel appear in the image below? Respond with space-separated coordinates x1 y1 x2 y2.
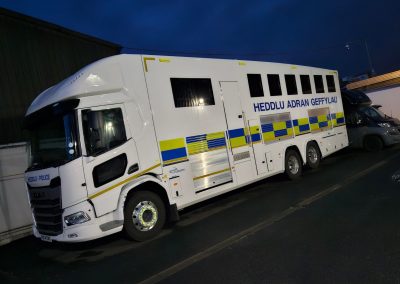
285 149 302 180
364 135 383 152
124 191 166 241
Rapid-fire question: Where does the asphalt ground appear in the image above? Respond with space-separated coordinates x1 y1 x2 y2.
1 144 400 283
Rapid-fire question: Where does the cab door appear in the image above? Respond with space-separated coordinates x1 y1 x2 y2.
78 104 139 216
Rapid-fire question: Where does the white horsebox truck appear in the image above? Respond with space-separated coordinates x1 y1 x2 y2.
24 54 348 242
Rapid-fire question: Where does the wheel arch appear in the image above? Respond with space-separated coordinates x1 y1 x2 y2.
363 134 384 151
285 145 304 165
117 175 174 221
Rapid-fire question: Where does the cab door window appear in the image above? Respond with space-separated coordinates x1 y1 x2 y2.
82 108 127 156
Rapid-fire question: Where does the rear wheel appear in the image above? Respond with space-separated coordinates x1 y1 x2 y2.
285 149 302 180
124 191 166 241
306 142 321 169
364 135 383 152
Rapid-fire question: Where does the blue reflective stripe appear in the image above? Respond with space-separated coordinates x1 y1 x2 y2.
186 134 207 143
337 117 345 124
228 128 245 138
251 133 261 142
275 129 288 137
207 138 226 148
309 116 318 124
261 123 274 133
161 147 187 161
319 121 328 128
299 124 310 132
286 120 292 128
293 119 299 126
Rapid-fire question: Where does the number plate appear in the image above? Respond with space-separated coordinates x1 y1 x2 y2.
40 235 52 242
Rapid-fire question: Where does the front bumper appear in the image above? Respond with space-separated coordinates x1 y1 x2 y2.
32 200 123 243
382 128 400 146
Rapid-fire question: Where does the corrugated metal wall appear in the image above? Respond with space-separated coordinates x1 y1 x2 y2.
0 8 121 144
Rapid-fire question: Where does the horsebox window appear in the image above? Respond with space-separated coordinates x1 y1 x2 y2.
314 75 325 93
326 75 336 92
170 78 215 108
267 74 282 96
285 74 298 95
300 75 312 94
247 74 264 97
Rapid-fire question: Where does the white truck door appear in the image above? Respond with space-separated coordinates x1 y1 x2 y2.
219 81 255 184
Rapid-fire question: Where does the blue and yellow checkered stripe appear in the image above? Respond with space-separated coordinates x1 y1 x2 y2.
261 120 294 143
292 118 310 136
228 128 248 149
186 131 227 155
309 114 332 132
249 126 261 144
159 138 188 165
331 112 345 127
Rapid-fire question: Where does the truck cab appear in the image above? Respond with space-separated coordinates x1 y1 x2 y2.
342 89 400 151
24 55 168 242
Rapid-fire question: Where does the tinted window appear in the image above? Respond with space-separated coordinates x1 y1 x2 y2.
93 154 127 187
300 75 312 94
171 78 215 107
285 75 298 95
326 75 336 92
267 74 282 96
82 108 127 156
314 75 325 93
247 74 264 97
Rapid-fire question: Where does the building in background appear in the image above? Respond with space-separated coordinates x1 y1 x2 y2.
0 8 121 245
0 8 121 145
346 70 400 119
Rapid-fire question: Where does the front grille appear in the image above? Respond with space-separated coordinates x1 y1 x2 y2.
28 179 63 236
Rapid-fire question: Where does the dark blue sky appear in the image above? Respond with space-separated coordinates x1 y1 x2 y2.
2 0 400 77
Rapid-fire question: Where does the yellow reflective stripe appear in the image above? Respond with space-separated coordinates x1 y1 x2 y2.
89 163 161 199
193 168 231 181
317 115 327 122
163 157 188 165
143 57 155 72
298 118 309 125
249 126 259 135
159 58 170 63
206 131 225 140
273 121 287 130
238 61 246 66
160 138 185 151
262 132 275 142
230 136 247 148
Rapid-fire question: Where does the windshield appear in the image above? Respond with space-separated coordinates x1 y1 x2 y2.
359 106 385 120
25 101 80 170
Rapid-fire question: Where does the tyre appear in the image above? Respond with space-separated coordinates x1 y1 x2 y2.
285 149 302 180
364 136 383 152
306 142 321 169
124 191 166 241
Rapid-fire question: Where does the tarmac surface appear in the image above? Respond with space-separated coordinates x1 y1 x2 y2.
1 145 400 283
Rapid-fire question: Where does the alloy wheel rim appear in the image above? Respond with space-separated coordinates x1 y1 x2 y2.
288 156 300 174
132 201 158 232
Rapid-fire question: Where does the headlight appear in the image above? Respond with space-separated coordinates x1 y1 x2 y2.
64 211 91 226
378 122 391 128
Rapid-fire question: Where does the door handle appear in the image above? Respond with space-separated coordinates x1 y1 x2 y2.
238 114 243 118
128 163 139 174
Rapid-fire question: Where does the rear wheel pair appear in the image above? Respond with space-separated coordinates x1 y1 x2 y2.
285 142 321 180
